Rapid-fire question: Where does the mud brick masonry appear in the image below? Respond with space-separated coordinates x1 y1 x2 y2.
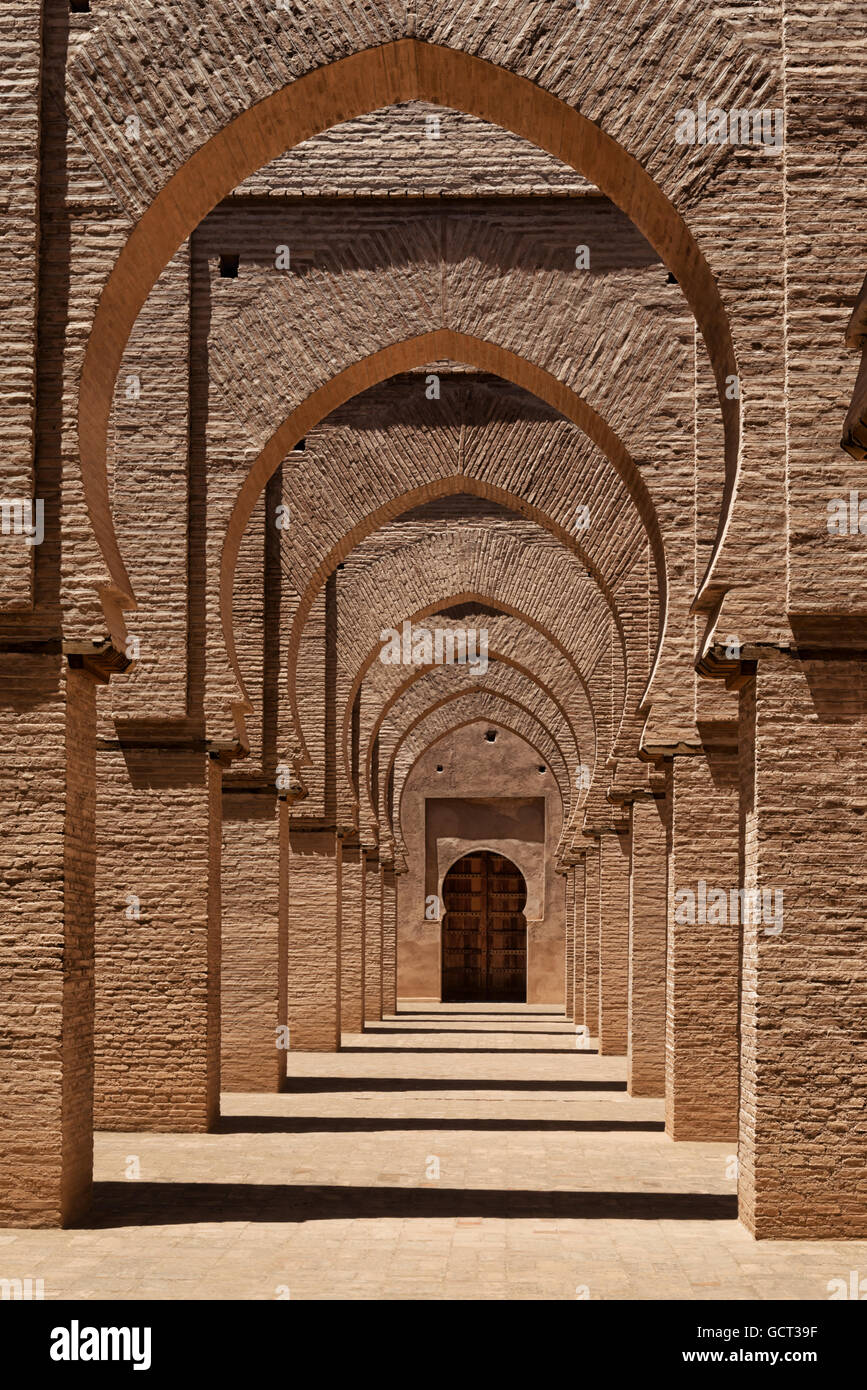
1 0 866 1243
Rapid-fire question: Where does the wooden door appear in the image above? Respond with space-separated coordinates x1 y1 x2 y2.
441 851 527 1002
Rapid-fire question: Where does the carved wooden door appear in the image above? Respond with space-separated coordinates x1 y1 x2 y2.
441 851 527 1002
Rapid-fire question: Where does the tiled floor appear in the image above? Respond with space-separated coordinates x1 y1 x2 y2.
4 1004 866 1300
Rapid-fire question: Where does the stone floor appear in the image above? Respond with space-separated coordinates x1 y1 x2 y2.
4 1004 866 1300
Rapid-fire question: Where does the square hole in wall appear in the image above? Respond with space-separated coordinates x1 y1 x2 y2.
219 254 240 279
70 1 91 12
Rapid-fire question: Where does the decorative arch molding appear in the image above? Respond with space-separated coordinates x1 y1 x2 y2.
349 588 604 827
218 337 662 751
355 620 599 842
330 525 616 799
358 611 598 778
77 40 739 649
436 845 535 914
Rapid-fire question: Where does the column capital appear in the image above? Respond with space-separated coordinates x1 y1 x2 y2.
64 638 133 685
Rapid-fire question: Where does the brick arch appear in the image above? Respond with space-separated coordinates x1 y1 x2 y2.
437 842 536 909
77 38 741 646
260 349 651 767
323 495 630 790
390 698 569 863
226 340 658 751
184 220 684 714
372 661 579 836
354 610 600 849
362 647 587 818
325 528 624 812
358 611 597 788
355 614 598 847
385 710 573 875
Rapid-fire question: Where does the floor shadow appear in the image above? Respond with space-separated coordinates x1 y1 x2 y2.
278 1077 627 1093
87 1183 737 1228
216 1116 663 1134
339 1047 592 1055
393 1011 566 1019
361 1026 575 1037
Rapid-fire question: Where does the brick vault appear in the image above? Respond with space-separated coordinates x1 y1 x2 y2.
1 0 866 1248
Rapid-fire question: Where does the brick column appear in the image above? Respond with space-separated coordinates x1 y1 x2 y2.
0 659 97 1226
340 839 365 1033
94 746 222 1131
739 659 867 1238
666 735 739 1140
564 869 575 1018
287 825 341 1050
381 864 397 1016
582 838 600 1039
571 856 586 1027
598 828 631 1055
221 790 285 1091
628 791 668 1097
0 0 42 610
364 853 382 1022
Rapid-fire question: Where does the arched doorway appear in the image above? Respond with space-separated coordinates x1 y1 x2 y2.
441 852 527 1003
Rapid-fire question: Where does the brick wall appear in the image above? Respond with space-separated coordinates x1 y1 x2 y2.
666 741 740 1141
0 657 95 1226
598 829 632 1055
628 791 668 1097
221 791 283 1091
739 657 867 1238
287 828 341 1050
583 839 601 1039
340 842 365 1033
94 745 220 1131
364 857 383 1023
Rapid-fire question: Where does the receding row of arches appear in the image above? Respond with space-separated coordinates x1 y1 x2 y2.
2 10 865 1262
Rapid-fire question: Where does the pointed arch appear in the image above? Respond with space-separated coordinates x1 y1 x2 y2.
78 40 738 645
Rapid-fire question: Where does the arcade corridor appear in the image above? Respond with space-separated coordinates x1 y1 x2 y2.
3 2 866 1316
